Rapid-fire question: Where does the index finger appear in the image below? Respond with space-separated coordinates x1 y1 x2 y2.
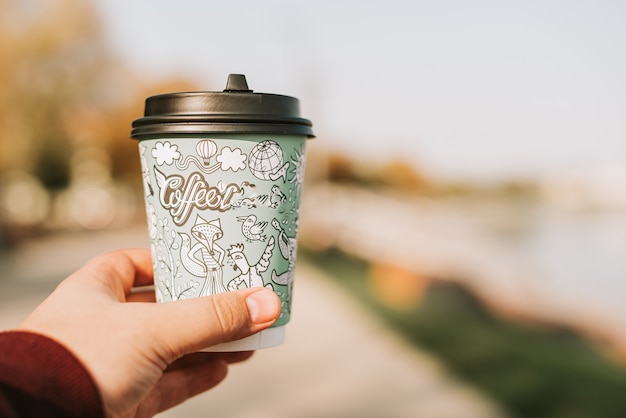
82 248 154 298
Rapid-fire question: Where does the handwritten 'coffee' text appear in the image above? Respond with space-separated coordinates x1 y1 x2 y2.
154 168 240 226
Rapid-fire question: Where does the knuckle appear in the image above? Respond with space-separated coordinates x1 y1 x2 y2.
208 294 247 338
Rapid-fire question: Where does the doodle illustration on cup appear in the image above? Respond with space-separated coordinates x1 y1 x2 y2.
131 75 314 351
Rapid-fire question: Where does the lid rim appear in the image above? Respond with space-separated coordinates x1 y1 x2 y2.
131 122 315 139
131 114 313 128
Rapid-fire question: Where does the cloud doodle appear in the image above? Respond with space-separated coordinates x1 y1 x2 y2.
151 142 181 166
216 147 247 172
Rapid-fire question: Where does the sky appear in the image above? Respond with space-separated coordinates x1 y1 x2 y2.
93 0 626 181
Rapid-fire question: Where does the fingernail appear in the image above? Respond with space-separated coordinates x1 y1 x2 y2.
246 289 280 324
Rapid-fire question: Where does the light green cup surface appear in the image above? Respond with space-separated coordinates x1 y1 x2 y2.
139 134 306 334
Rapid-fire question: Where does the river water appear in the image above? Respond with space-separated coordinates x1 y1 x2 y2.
300 184 626 349
486 204 626 322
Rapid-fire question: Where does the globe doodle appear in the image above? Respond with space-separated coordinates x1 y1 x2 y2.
248 140 284 180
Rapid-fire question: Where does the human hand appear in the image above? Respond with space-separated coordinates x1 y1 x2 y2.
18 248 281 418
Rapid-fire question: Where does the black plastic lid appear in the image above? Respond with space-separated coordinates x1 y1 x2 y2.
131 74 314 139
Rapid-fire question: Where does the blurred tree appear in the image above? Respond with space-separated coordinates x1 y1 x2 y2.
0 0 118 186
0 0 205 236
325 151 428 192
377 159 427 192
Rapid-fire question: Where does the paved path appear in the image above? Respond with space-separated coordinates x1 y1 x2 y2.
0 227 505 418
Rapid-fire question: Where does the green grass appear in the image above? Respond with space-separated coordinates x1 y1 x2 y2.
301 249 626 418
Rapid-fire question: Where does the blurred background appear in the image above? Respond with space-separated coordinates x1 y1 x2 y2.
1 0 626 417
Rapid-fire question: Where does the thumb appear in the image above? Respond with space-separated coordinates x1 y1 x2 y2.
149 288 281 359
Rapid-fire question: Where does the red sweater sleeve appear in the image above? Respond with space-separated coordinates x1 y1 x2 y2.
0 331 105 418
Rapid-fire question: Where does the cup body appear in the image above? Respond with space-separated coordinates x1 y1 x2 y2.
131 75 313 351
137 133 306 350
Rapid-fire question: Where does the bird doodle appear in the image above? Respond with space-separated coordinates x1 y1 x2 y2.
229 181 269 209
269 185 287 209
237 214 267 242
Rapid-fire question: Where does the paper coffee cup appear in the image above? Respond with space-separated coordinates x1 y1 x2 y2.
131 75 313 351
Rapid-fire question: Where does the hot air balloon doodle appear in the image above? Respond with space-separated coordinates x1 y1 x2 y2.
196 139 217 166
170 139 221 174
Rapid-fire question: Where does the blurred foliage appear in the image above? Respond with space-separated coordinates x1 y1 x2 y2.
324 151 541 204
325 152 428 192
0 0 112 176
0 0 204 240
302 248 626 418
